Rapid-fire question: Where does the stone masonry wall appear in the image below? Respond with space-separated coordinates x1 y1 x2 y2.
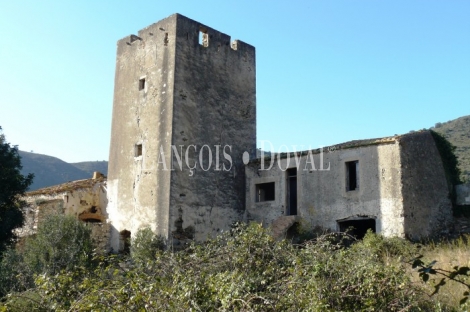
399 131 454 239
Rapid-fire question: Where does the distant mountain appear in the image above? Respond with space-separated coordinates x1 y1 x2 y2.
18 151 108 191
71 161 108 177
17 115 469 191
431 115 470 182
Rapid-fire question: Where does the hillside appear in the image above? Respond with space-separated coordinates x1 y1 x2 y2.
432 115 470 182
16 115 469 191
19 151 108 191
71 161 108 177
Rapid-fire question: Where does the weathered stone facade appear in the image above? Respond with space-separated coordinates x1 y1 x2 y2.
246 131 453 240
20 174 110 253
19 14 456 249
107 14 256 251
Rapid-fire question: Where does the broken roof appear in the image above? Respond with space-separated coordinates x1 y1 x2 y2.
26 177 106 196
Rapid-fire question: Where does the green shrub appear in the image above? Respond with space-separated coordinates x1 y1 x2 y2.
22 214 94 275
130 227 165 262
430 130 462 206
0 247 33 297
6 222 469 310
24 223 431 311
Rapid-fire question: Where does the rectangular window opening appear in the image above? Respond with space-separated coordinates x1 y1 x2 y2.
199 28 209 47
139 78 146 91
135 144 143 157
346 161 359 191
256 182 275 202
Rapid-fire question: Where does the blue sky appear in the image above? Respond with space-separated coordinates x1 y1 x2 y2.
0 1 468 163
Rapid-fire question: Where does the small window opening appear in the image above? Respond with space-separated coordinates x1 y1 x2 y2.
164 33 169 46
135 144 143 157
89 206 97 213
199 28 209 47
119 230 131 254
346 161 359 191
256 182 275 202
139 78 146 91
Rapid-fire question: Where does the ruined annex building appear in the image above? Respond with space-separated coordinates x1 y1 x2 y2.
22 14 454 252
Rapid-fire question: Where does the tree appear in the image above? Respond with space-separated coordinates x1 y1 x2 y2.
0 126 33 254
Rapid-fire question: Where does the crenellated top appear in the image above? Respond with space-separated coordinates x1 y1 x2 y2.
116 13 255 56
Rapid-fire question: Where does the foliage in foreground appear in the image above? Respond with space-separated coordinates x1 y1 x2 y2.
0 214 94 298
0 126 34 254
1 223 440 312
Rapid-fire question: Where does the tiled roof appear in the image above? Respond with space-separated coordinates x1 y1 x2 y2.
26 177 106 196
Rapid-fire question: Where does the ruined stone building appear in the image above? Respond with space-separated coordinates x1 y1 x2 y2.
20 172 110 252
22 14 456 250
246 132 453 240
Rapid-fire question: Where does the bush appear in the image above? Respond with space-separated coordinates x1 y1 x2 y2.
22 214 94 275
21 223 431 311
130 227 165 262
0 247 34 297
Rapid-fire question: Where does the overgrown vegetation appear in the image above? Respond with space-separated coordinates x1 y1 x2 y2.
0 214 94 298
431 130 462 187
1 221 470 311
413 236 470 308
430 130 463 214
433 115 470 183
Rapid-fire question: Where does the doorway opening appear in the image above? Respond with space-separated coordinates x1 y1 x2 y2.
119 230 131 254
338 217 375 239
287 168 297 215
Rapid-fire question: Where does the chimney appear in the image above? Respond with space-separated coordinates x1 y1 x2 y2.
93 171 104 180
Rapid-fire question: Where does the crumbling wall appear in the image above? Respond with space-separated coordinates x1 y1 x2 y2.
88 221 111 254
20 179 110 252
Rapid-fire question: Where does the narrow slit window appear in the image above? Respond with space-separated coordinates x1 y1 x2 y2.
256 182 275 202
346 161 359 191
164 33 169 46
135 144 143 157
139 78 146 91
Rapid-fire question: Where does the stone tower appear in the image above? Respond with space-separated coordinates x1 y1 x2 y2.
107 14 256 251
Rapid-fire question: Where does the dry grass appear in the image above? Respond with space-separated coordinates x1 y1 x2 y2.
410 235 470 311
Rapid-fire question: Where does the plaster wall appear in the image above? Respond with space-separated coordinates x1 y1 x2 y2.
246 141 405 237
